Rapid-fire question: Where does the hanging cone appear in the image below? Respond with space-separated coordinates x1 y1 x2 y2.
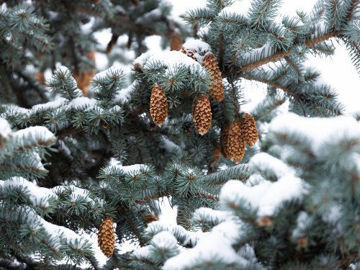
170 32 183 51
98 217 115 257
227 121 245 163
192 95 212 135
241 113 258 147
221 125 231 159
202 52 224 102
150 84 168 126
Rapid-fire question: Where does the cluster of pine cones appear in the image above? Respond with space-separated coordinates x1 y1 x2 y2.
221 113 258 162
150 34 258 163
149 48 224 134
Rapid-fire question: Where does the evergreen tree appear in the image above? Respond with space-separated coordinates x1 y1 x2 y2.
0 0 360 269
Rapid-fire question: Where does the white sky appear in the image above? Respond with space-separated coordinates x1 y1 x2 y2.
170 0 360 114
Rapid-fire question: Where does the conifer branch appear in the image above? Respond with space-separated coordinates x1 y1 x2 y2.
346 0 359 21
240 31 341 72
242 74 299 98
117 204 145 246
135 191 219 205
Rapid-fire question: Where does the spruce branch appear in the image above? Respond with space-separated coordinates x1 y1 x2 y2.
346 0 359 21
240 30 341 72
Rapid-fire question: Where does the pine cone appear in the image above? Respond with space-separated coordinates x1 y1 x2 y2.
192 96 212 135
202 52 224 102
221 125 231 158
98 217 115 257
227 121 245 163
170 32 183 51
241 113 258 147
150 84 168 126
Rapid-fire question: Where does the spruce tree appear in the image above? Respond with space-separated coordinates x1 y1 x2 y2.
0 0 360 269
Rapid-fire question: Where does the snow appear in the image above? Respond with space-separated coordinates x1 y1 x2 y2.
192 207 228 225
134 51 206 76
292 211 311 239
221 176 308 216
133 245 152 259
163 220 245 270
31 97 67 113
250 152 295 179
13 126 56 145
269 113 360 154
146 221 200 246
102 160 150 177
218 0 250 17
114 83 134 104
0 177 57 207
0 118 11 139
151 231 178 250
182 38 211 54
67 97 96 109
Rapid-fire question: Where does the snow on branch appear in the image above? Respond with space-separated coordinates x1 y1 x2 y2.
220 177 308 217
0 177 57 207
13 126 56 151
269 112 360 155
135 50 207 76
163 220 247 270
249 152 295 180
0 118 12 140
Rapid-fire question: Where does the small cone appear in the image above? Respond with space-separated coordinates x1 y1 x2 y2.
150 84 168 126
98 217 115 257
221 125 231 159
192 96 212 135
241 113 258 147
202 52 224 102
170 32 183 51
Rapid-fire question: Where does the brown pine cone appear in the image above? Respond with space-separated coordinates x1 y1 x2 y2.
227 121 245 163
170 32 183 51
202 52 224 102
98 217 115 257
241 113 258 147
221 125 231 159
192 96 212 135
150 84 168 126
